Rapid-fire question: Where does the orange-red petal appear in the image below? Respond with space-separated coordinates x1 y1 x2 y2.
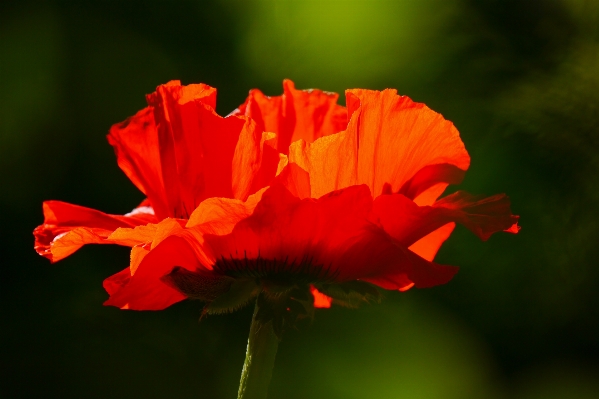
347 89 470 200
103 236 198 310
107 218 186 249
234 79 347 154
109 81 278 220
33 201 157 263
310 285 332 308
408 222 456 262
370 191 519 249
107 107 170 219
284 88 470 203
147 81 237 217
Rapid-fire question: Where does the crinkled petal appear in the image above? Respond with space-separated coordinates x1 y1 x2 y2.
233 79 347 154
107 218 186 249
186 188 266 235
107 107 170 219
103 267 131 296
232 130 280 201
33 201 158 263
145 81 277 218
359 241 459 290
103 236 196 310
287 126 358 198
102 217 219 310
284 88 470 202
395 163 467 206
347 89 470 199
272 161 312 199
371 191 519 249
408 222 455 262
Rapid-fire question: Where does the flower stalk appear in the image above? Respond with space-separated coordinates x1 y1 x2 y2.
237 298 280 399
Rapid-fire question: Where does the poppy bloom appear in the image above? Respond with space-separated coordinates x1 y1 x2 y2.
36 81 517 334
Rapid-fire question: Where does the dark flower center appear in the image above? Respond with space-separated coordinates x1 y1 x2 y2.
212 254 337 286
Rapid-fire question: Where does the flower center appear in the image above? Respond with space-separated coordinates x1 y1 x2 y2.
212 254 337 286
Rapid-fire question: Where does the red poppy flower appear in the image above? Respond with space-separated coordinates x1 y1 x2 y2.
91 81 518 330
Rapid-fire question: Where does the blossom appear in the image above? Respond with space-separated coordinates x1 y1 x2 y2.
35 80 518 331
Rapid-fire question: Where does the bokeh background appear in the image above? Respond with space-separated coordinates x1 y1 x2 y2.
2 0 599 398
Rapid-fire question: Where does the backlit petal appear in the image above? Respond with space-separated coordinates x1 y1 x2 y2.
33 201 157 262
371 191 519 248
107 218 186 249
234 79 347 154
103 236 198 310
284 89 469 202
310 285 332 308
145 81 277 218
408 222 455 262
347 89 470 199
107 107 170 219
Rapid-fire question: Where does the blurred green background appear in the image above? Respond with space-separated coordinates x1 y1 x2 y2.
1 0 598 398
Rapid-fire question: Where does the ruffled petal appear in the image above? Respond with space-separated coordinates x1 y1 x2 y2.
186 188 266 233
284 89 469 202
107 107 170 219
103 236 196 310
287 127 359 198
359 241 459 290
272 161 312 199
33 201 158 263
145 81 277 218
200 184 373 275
107 218 186 249
408 222 455 262
103 267 131 296
346 89 470 200
370 191 519 249
395 163 467 206
234 79 347 154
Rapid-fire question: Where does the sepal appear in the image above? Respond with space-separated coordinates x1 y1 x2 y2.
255 285 315 340
161 267 260 315
204 278 260 315
314 281 381 308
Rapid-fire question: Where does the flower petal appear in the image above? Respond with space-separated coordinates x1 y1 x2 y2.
200 184 374 277
408 222 455 262
287 127 358 198
146 81 277 218
347 89 470 199
118 183 462 306
284 89 470 202
107 218 186 250
359 242 459 290
107 107 170 219
371 191 519 249
234 79 347 154
310 285 332 308
395 163 467 206
34 201 157 262
103 236 197 310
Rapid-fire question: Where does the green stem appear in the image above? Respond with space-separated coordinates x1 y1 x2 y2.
237 299 279 399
